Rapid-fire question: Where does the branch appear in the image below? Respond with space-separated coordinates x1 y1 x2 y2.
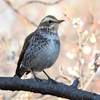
0 76 100 100
4 0 64 27
5 1 37 27
20 0 64 8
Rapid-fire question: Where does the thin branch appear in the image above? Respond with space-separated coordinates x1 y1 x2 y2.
0 76 100 100
20 0 64 8
83 0 97 90
71 78 79 87
77 28 83 88
5 1 37 27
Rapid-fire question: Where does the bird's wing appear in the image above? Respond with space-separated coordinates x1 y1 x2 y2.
15 31 36 74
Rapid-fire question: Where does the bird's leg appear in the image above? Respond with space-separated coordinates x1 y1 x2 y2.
43 70 56 84
32 71 42 81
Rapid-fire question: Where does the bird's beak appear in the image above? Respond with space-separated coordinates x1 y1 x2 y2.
58 20 65 24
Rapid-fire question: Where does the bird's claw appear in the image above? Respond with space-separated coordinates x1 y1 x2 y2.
48 78 57 84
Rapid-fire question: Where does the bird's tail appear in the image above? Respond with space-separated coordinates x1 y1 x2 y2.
14 66 26 78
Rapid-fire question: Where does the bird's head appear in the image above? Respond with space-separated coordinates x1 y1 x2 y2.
38 15 64 32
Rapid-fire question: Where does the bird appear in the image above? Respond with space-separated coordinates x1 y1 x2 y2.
15 15 64 82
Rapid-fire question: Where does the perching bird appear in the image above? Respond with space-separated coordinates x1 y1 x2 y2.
15 15 64 81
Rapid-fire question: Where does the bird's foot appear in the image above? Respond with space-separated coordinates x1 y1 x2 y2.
34 77 42 82
43 70 57 84
48 78 57 84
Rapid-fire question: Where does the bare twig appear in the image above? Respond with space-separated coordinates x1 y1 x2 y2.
83 0 97 90
5 1 37 27
77 27 83 88
64 14 84 88
71 78 79 87
20 0 64 8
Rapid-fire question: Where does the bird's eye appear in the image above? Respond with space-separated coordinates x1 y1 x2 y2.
48 20 52 23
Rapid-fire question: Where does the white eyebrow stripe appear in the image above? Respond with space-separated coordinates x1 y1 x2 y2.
42 17 57 23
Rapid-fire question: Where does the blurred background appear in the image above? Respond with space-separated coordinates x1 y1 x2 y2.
0 0 100 100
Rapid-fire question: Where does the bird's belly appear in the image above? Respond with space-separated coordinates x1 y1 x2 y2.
37 46 58 71
22 40 60 72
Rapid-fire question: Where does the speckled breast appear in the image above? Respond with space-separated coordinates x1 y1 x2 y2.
22 29 60 72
